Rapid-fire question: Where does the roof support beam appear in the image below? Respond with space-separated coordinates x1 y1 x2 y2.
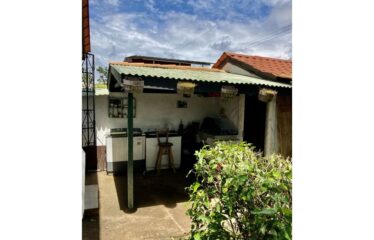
264 95 279 156
127 93 134 209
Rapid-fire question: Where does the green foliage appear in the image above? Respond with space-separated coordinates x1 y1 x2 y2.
186 142 292 240
97 66 109 84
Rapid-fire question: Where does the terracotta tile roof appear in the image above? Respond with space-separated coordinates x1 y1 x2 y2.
213 52 292 80
82 0 90 53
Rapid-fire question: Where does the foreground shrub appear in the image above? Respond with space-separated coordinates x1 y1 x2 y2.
186 141 292 240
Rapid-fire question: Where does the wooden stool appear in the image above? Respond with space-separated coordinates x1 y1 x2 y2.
155 129 176 175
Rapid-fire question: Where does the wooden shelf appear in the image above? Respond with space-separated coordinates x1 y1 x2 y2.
108 96 136 118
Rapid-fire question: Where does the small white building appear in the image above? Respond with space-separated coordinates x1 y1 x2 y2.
83 60 291 174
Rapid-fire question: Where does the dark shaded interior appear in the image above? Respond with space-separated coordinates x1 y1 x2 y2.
243 95 267 152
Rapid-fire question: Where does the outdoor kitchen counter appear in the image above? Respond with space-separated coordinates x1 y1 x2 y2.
105 134 146 174
145 132 182 171
143 130 181 138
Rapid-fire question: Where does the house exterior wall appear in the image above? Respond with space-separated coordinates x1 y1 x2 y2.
93 93 222 146
219 61 292 157
221 62 260 78
83 92 245 167
220 94 245 140
277 93 292 157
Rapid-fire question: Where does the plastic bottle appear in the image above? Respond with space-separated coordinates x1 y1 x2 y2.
178 120 184 134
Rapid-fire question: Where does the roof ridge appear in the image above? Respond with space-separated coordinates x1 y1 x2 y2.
110 62 225 72
225 52 292 62
125 55 212 64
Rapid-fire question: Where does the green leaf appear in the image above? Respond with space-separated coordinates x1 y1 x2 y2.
216 203 221 212
198 215 210 223
260 226 266 235
252 208 277 215
208 176 214 183
272 171 281 179
193 233 201 240
282 208 292 217
269 229 278 237
193 182 200 193
284 229 292 240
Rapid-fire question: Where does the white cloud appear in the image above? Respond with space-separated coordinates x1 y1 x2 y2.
90 0 292 69
144 0 158 13
261 0 290 7
187 0 216 11
164 0 184 4
105 0 120 7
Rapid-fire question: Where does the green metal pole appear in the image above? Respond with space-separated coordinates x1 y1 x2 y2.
127 93 134 209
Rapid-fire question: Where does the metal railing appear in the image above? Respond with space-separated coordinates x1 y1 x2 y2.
82 53 96 147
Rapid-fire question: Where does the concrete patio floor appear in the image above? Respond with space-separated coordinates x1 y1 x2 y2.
83 169 193 240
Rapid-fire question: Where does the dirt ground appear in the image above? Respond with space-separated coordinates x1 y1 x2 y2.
83 170 193 240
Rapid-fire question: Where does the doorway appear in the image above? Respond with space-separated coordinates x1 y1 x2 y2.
243 95 266 152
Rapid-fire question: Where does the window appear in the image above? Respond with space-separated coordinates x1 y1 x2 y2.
108 97 136 118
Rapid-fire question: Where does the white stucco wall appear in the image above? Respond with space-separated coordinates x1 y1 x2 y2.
83 92 245 146
220 94 245 140
222 62 260 78
220 62 259 141
93 93 222 146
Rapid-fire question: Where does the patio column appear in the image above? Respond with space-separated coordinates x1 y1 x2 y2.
127 93 134 209
258 88 278 157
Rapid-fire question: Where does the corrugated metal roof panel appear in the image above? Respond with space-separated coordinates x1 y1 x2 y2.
110 63 292 88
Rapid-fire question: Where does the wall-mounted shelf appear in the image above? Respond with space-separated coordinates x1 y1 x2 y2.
108 97 136 118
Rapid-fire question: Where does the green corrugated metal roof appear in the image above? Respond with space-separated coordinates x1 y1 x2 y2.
109 63 292 88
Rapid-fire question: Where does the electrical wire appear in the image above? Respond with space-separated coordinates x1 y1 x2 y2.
245 24 292 49
249 24 291 43
246 26 291 47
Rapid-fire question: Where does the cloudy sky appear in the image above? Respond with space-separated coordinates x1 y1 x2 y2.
90 0 292 68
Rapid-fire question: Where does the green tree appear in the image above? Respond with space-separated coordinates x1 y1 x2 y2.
82 68 93 89
97 66 108 85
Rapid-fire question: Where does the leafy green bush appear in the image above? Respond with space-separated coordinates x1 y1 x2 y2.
186 142 292 240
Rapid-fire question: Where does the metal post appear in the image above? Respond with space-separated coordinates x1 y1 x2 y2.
127 93 134 209
91 54 96 147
